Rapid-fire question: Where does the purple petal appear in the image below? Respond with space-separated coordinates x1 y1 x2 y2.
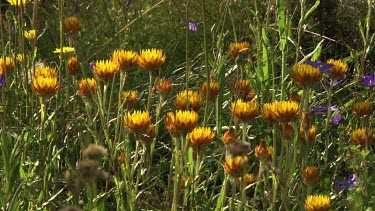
89 61 96 70
322 69 333 75
0 74 6 88
125 0 131 7
188 22 197 32
331 113 343 126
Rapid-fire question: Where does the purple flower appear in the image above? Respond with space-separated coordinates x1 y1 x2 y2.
331 112 344 126
324 79 344 88
125 0 131 8
312 105 339 118
305 59 334 75
89 61 96 70
188 22 197 32
337 174 362 193
0 73 5 88
360 72 375 87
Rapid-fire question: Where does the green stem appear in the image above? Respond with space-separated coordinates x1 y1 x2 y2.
201 0 210 127
324 79 334 163
147 71 155 112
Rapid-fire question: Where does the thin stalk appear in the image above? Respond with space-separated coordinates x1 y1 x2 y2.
201 0 210 126
185 0 190 96
271 123 278 211
229 180 237 211
324 79 334 163
238 174 247 211
147 71 155 112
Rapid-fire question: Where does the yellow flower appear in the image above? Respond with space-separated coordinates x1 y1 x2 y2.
352 101 372 118
221 127 238 145
255 140 272 163
175 90 202 111
63 17 81 34
7 0 29 6
304 195 331 211
32 77 59 98
189 127 215 149
200 81 220 101
156 79 172 98
231 99 259 122
237 173 256 188
302 166 320 187
165 112 179 137
24 30 36 41
299 125 317 145
291 63 321 89
124 110 151 134
138 48 166 71
111 49 138 71
34 66 58 78
140 124 156 145
67 57 81 75
327 59 348 79
93 60 120 81
78 78 97 98
350 128 373 147
263 101 299 122
224 156 249 178
54 47 75 54
229 42 251 60
0 56 15 74
261 103 278 123
122 91 138 109
165 110 198 136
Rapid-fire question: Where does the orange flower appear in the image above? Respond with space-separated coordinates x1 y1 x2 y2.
291 63 321 89
0 56 15 74
304 195 331 211
78 78 97 98
255 140 272 163
327 59 348 79
124 110 151 134
224 156 249 178
237 173 256 188
138 48 166 71
122 91 138 109
350 128 373 147
352 101 372 118
34 66 58 78
63 17 81 34
32 77 59 98
93 60 120 81
140 124 156 145
189 127 215 149
229 42 251 60
165 110 199 136
156 79 172 98
231 99 259 122
231 80 251 99
67 57 81 75
175 90 202 111
302 166 320 187
278 122 295 140
221 127 238 145
299 125 317 145
200 81 220 101
111 49 138 71
262 101 299 122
